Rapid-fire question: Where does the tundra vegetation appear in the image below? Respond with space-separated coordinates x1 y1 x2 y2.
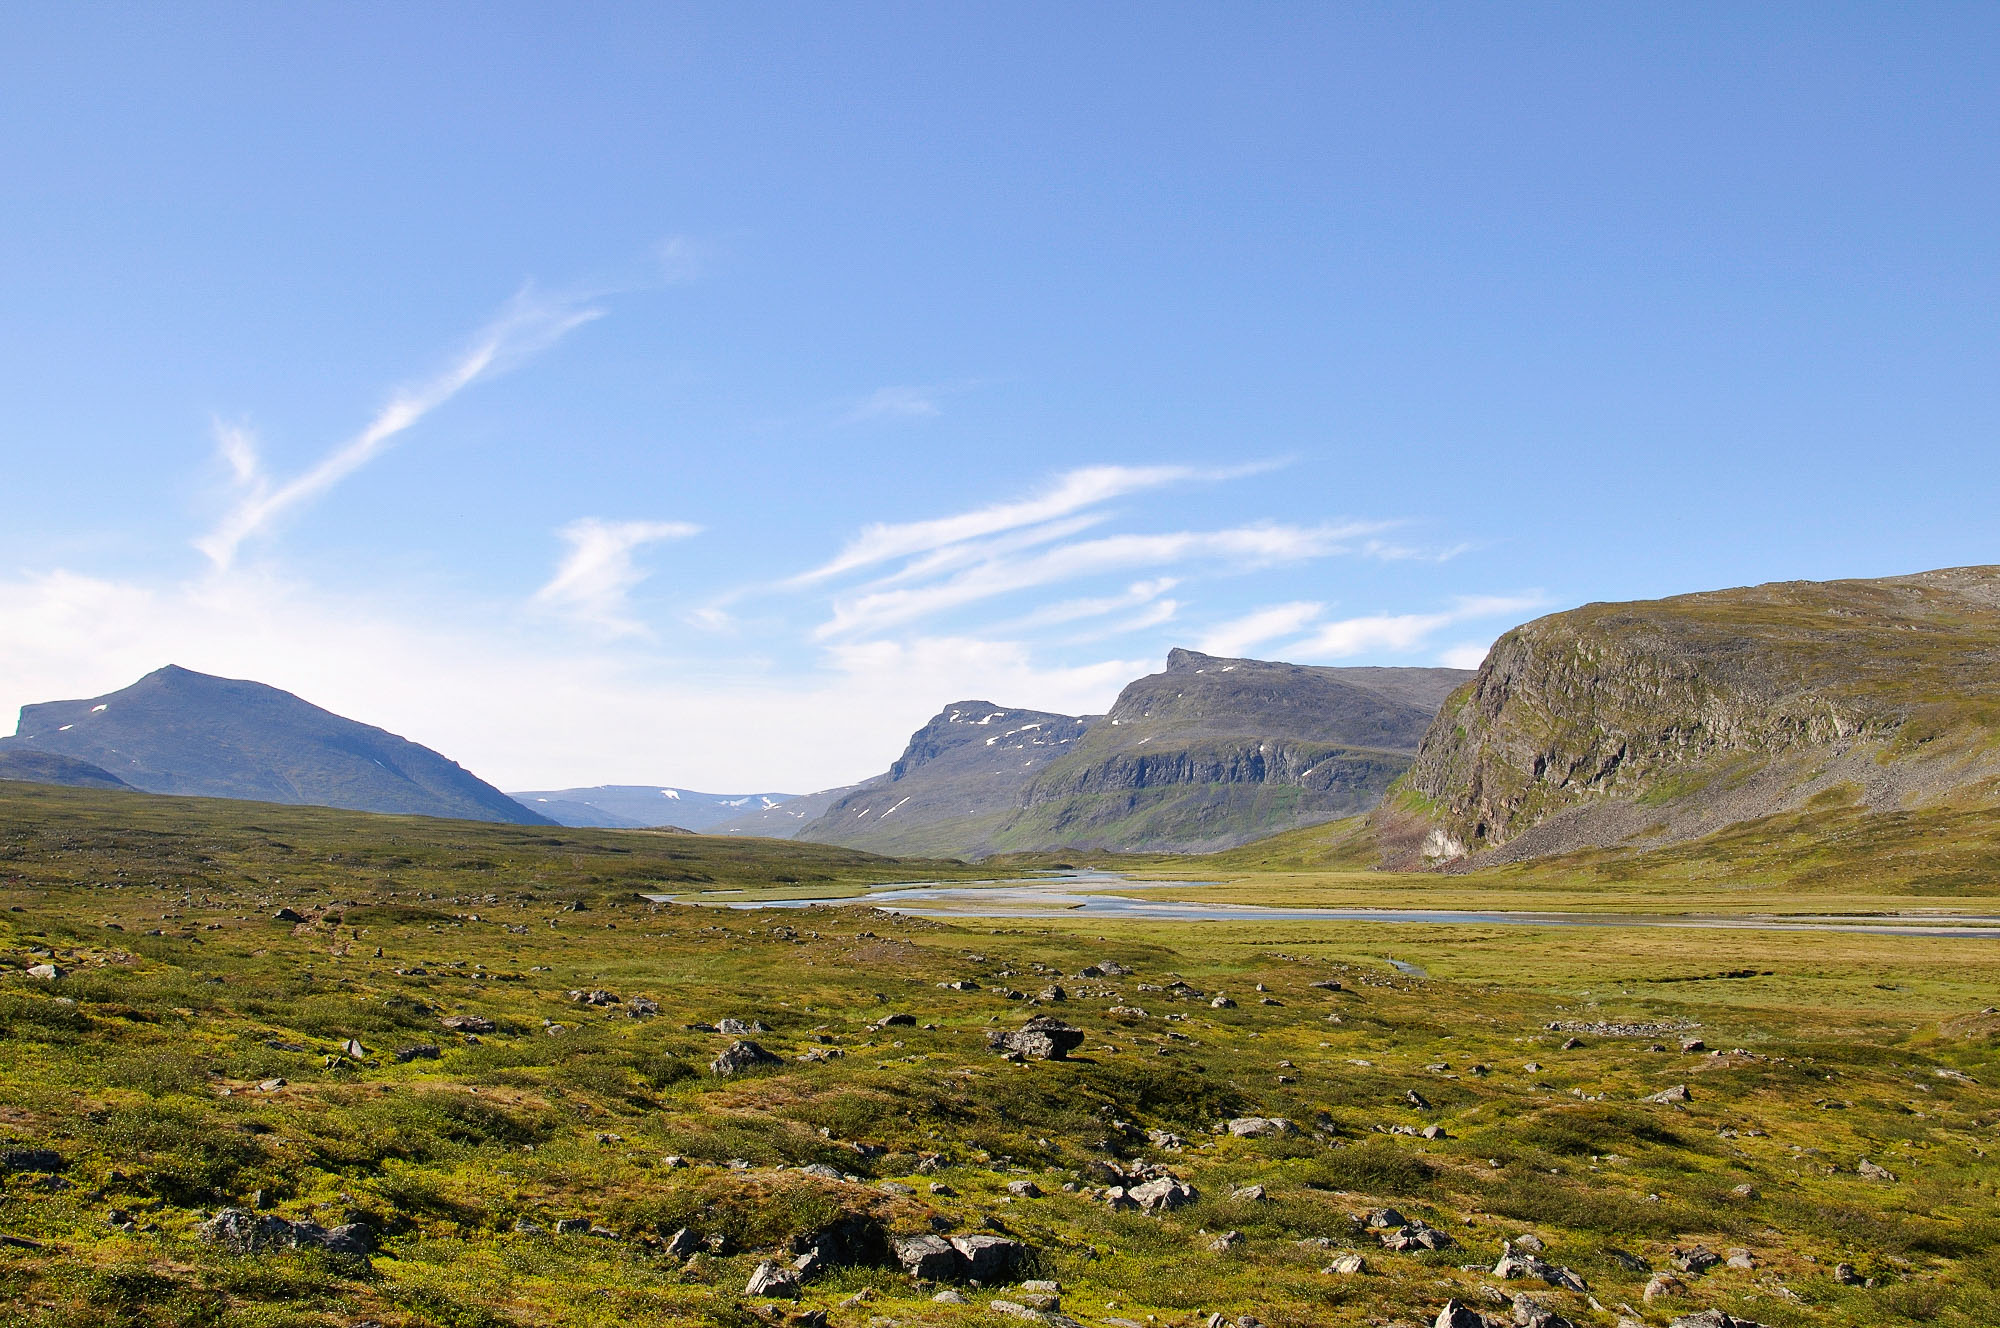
1 782 1996 1328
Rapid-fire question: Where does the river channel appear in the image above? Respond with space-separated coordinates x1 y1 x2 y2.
645 871 2000 938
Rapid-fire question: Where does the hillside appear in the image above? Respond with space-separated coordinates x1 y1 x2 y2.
1 665 549 825
794 653 1469 857
793 703 1095 856
509 785 801 831
987 650 1469 854
0 748 130 790
1393 564 2000 868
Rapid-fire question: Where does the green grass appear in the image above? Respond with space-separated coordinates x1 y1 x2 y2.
2 782 1998 1327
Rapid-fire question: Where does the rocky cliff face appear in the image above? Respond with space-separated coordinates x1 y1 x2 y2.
1398 566 2000 864
991 651 1469 853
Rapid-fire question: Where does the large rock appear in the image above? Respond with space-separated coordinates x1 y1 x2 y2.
988 1016 1085 1060
198 1209 374 1256
1225 1116 1294 1138
893 1233 964 1280
1127 1176 1197 1213
1668 1314 1771 1328
711 1040 781 1075
745 1260 800 1297
950 1233 1025 1282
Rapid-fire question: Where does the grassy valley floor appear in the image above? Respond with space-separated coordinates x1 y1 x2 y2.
1 784 1996 1327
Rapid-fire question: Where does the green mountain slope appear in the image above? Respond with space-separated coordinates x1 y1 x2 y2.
1393 564 2000 867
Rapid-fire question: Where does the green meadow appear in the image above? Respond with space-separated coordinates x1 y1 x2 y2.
2 783 1996 1328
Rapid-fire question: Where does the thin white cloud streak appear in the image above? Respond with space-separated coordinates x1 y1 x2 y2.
534 518 701 637
843 385 943 424
1287 594 1546 659
816 521 1386 640
995 578 1180 633
1195 601 1325 657
195 288 604 569
788 462 1280 587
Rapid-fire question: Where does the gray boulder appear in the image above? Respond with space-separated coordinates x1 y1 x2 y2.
988 1016 1085 1060
710 1039 781 1075
745 1260 800 1297
950 1232 1025 1281
1127 1176 1197 1212
894 1232 964 1280
1225 1117 1294 1138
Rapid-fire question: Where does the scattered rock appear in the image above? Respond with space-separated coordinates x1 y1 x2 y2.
440 1014 495 1034
1857 1158 1896 1182
25 963 61 981
1669 1246 1719 1275
1434 1301 1488 1328
1207 1230 1243 1252
1646 1085 1692 1104
1127 1176 1197 1213
198 1208 374 1257
273 908 304 923
394 1044 440 1063
717 1017 770 1035
874 1013 917 1028
554 1218 591 1235
1643 1272 1685 1303
931 1289 968 1304
894 1233 964 1280
1005 1180 1042 1198
877 1180 915 1195
662 1227 699 1257
988 1016 1085 1060
1231 1184 1268 1203
1724 1249 1756 1270
1511 1295 1575 1328
1323 1252 1367 1274
711 1040 781 1076
1211 995 1237 1009
745 1260 800 1297
1729 1183 1757 1199
1381 1222 1455 1252
1225 1116 1295 1138
1667 1313 1770 1328
1406 1089 1432 1109
1833 1262 1863 1285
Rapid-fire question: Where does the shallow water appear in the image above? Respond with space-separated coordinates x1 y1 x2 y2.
644 872 2000 938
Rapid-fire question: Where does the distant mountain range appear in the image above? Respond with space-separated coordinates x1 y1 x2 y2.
508 785 802 831
777 650 1471 856
0 665 549 825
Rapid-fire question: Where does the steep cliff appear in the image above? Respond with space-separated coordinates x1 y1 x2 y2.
1396 565 2000 866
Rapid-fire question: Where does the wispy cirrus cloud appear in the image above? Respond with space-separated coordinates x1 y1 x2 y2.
1195 600 1325 657
843 385 945 424
534 517 701 637
815 521 1381 640
196 286 604 569
787 462 1279 587
1286 593 1546 660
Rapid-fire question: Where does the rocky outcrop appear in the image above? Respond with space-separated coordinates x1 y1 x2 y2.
1395 566 2000 865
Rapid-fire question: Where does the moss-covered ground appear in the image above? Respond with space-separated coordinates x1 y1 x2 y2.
2 783 1997 1327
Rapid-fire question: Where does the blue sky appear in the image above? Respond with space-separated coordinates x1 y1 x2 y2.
3 5 1997 791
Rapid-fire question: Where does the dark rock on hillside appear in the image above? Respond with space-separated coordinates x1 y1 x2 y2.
1395 565 2000 867
2 666 549 825
989 1016 1085 1060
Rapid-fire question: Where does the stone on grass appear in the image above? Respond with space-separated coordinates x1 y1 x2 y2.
1857 1158 1896 1181
717 1017 769 1035
1226 1117 1294 1138
1005 1180 1042 1198
1643 1272 1685 1303
1667 1314 1770 1328
988 1016 1085 1060
1646 1084 1692 1104
710 1039 781 1076
1434 1301 1488 1328
894 1233 963 1280
1127 1176 1197 1213
950 1232 1025 1282
1231 1184 1268 1202
25 964 61 981
1323 1252 1366 1274
745 1260 800 1297
440 1014 495 1033
662 1227 699 1257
